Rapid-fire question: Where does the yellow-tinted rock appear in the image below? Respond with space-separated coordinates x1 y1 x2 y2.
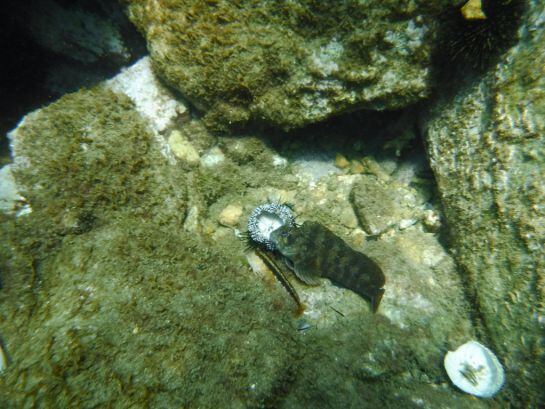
461 0 486 20
218 204 243 227
168 130 200 164
334 153 350 169
349 160 365 174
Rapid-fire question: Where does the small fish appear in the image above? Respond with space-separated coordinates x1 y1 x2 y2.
270 221 386 312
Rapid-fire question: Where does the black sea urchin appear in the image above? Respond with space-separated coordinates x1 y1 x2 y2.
440 0 526 71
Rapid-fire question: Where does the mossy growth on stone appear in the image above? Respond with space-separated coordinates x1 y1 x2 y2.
0 84 297 407
0 69 505 406
0 220 297 408
10 86 187 246
267 310 486 409
125 0 455 131
423 1 545 404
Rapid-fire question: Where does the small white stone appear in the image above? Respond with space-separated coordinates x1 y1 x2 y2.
106 57 187 163
0 165 31 216
444 340 505 398
272 155 288 167
422 209 441 231
106 57 187 134
200 147 225 168
183 206 200 232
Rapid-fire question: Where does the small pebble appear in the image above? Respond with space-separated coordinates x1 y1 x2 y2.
201 147 225 168
461 0 486 20
334 153 350 169
218 204 243 227
168 130 200 164
350 160 365 174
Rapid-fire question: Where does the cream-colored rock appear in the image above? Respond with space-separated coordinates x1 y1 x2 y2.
0 165 31 216
218 204 243 227
106 57 187 163
334 153 350 169
200 147 225 168
168 130 199 164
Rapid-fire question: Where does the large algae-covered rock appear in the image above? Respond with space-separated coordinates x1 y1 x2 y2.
0 221 296 407
422 2 545 405
0 82 296 407
1 57 484 407
8 84 187 240
124 0 456 130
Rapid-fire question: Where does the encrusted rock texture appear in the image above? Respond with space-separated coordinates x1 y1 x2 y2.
422 1 545 405
0 58 485 407
1 0 544 406
124 0 457 131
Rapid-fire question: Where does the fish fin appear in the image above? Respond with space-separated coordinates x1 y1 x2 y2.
371 288 385 313
282 258 320 285
255 249 303 313
292 265 321 286
284 258 295 271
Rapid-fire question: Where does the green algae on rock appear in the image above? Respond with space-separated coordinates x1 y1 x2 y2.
0 54 498 407
422 1 545 405
8 85 188 239
0 83 296 407
124 0 455 131
0 220 296 407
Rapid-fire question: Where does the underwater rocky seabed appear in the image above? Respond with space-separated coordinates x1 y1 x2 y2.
0 0 146 155
0 1 544 409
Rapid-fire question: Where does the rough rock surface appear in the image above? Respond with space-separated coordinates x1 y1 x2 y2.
124 0 457 131
422 1 545 405
0 0 146 161
12 0 145 95
1 58 484 407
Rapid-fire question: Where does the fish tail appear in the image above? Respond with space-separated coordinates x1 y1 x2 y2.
371 288 385 313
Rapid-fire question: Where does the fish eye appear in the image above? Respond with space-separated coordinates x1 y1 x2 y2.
281 231 290 238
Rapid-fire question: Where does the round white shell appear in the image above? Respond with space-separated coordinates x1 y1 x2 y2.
444 340 505 398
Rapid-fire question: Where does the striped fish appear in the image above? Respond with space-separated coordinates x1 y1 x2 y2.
270 221 385 312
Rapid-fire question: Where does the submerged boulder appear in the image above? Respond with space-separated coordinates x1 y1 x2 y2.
124 0 456 130
0 52 486 407
422 1 545 405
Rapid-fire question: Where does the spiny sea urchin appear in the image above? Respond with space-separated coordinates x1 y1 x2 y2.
439 0 526 72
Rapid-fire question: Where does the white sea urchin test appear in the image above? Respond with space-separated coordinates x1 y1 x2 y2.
247 203 295 250
444 340 505 398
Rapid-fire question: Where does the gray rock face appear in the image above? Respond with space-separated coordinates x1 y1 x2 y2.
125 0 456 130
11 0 145 96
422 1 545 405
